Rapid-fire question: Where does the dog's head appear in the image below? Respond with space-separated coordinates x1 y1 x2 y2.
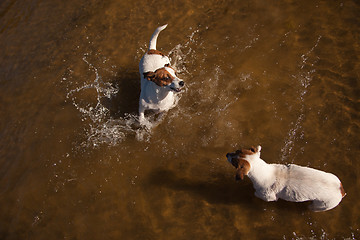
226 146 261 180
143 65 184 92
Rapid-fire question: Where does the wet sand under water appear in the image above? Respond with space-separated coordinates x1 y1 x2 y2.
0 0 360 239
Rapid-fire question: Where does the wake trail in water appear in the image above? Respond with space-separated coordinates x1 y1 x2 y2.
280 36 321 162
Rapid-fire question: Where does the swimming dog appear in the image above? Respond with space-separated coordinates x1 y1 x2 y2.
226 146 346 211
138 24 184 127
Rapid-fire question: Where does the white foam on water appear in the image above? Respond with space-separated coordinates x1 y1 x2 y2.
288 228 358 240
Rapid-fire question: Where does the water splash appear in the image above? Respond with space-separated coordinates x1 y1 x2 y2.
169 26 200 75
64 28 200 147
65 54 145 147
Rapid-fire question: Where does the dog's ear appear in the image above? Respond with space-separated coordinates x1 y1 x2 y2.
250 145 262 154
143 71 156 80
235 159 250 181
235 170 243 181
235 168 245 181
257 145 262 153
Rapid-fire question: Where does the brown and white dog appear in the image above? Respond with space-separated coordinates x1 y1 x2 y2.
139 24 184 127
226 146 346 211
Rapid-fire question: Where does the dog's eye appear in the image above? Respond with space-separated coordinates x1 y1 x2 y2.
250 148 255 153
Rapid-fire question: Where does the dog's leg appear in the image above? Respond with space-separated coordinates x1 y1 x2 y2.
146 111 165 129
309 200 329 212
138 106 147 125
255 190 277 202
139 107 154 131
155 110 167 123
310 197 342 212
139 113 146 125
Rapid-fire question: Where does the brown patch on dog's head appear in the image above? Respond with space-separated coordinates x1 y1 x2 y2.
235 159 251 180
147 49 166 56
226 146 260 180
226 154 251 181
143 67 174 87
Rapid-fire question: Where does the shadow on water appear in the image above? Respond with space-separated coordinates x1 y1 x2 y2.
102 69 171 126
147 168 310 213
148 168 256 205
101 70 140 118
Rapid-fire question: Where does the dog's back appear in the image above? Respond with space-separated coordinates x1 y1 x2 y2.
140 53 170 77
274 164 344 210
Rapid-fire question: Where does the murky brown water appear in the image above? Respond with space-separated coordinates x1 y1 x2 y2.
1 0 359 239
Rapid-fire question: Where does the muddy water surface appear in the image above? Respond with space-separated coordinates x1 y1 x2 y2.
1 0 359 239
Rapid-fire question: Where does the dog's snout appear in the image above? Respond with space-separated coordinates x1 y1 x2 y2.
179 81 184 87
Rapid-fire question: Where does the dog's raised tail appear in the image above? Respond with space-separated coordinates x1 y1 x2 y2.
148 24 168 50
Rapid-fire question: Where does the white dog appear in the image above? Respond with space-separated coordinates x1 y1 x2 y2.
138 24 184 127
226 146 346 212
